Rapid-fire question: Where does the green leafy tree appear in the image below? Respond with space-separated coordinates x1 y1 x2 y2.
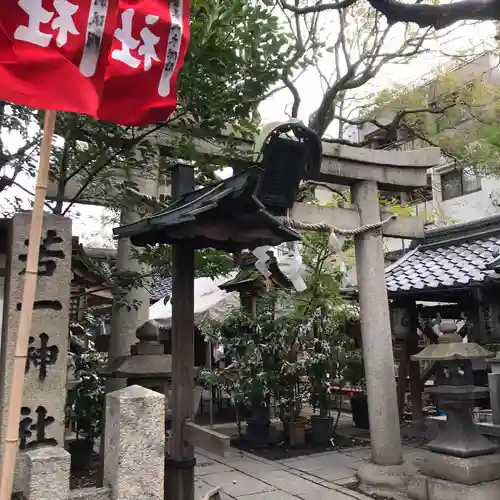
293 232 348 315
66 348 106 443
0 0 296 282
0 0 293 210
201 290 296 412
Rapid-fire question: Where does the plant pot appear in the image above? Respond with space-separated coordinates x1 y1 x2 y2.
310 414 334 444
95 335 109 353
246 418 271 448
283 417 307 447
350 394 369 429
67 438 94 472
251 403 270 421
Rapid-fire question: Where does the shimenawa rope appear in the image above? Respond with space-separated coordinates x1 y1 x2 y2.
275 212 398 252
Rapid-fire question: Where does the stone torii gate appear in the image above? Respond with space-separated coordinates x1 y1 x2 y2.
291 144 441 489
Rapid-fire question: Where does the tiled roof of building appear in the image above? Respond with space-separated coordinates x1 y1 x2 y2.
150 274 173 302
76 246 172 303
385 214 500 295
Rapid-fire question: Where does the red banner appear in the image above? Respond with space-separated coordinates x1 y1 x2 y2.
0 0 190 125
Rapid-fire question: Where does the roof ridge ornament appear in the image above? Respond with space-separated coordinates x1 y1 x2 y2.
253 121 322 215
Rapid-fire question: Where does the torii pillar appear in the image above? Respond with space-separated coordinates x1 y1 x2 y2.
292 145 441 492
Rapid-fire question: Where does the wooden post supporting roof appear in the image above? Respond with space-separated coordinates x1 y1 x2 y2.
166 165 197 500
407 301 424 423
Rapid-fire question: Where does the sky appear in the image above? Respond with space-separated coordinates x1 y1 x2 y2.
1 18 497 248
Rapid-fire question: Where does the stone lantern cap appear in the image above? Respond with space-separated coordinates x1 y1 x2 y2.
101 321 173 379
488 351 500 364
411 320 494 362
488 351 500 374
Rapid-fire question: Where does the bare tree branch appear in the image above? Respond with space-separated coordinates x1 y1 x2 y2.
280 0 357 14
366 0 500 29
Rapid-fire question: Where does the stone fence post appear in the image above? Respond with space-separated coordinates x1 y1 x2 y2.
24 447 70 500
104 385 165 500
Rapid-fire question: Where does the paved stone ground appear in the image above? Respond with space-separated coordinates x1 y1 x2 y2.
195 445 425 499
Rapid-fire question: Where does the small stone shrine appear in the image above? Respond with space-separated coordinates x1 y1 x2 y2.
408 320 500 500
0 212 72 491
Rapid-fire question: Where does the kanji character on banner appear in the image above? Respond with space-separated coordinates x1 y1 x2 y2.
0 0 190 125
98 0 190 124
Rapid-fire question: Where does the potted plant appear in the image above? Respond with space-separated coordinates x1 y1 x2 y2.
65 348 106 472
303 312 350 444
201 300 283 448
278 349 309 447
344 347 368 429
305 341 335 444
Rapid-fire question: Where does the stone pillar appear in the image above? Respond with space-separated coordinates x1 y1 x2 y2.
488 354 500 425
351 181 403 466
108 213 151 392
108 166 158 392
0 213 72 490
24 447 70 500
104 385 165 500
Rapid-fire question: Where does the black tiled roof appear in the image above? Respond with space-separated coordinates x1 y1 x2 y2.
385 214 500 294
150 274 173 302
113 167 301 252
77 247 172 303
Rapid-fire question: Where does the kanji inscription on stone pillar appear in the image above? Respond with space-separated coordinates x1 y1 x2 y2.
0 213 71 488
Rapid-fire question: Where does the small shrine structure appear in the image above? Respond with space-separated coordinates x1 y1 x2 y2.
219 249 293 314
342 214 500 422
114 122 323 499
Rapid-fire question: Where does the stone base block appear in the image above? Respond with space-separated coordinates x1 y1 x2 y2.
408 473 500 500
0 446 28 494
356 461 418 499
200 486 222 500
11 451 27 495
69 486 112 500
24 447 70 500
419 451 500 485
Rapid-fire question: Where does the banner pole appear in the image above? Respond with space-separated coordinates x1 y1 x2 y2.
0 109 57 500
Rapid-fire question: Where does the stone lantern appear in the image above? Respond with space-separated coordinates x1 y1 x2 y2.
410 320 500 493
102 321 172 396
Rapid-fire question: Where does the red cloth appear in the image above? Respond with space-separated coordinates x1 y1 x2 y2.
0 0 190 125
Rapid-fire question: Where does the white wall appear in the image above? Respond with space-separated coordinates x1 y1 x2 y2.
384 176 500 255
434 176 500 223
